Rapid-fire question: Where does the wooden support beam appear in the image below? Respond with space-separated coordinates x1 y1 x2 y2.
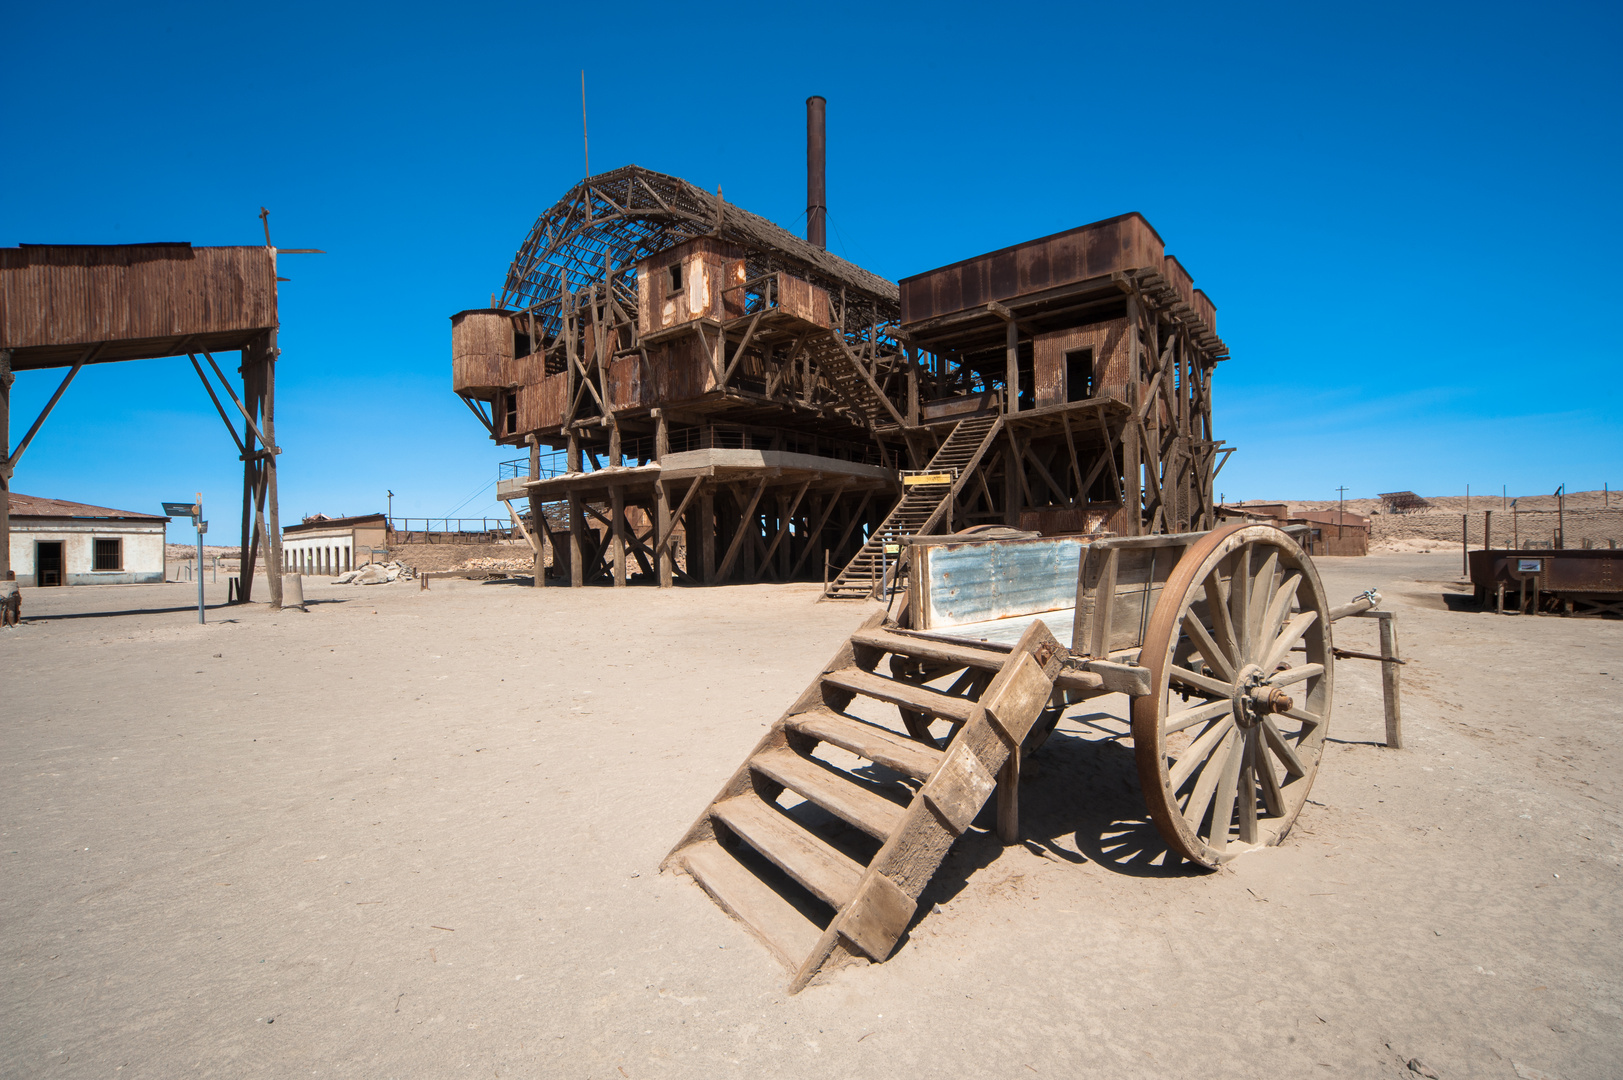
789 479 851 578
761 478 812 573
716 477 768 582
700 486 717 583
567 431 584 587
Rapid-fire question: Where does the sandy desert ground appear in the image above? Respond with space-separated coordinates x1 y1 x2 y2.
2 552 1619 1079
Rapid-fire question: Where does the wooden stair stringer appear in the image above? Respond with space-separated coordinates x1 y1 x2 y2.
785 618 1065 992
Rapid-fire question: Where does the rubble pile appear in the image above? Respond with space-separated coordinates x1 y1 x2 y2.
332 560 416 585
452 555 535 573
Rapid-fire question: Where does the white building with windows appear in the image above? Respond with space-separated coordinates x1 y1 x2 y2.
6 494 167 586
281 513 389 576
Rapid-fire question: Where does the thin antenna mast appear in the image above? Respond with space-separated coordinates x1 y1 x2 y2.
580 70 590 177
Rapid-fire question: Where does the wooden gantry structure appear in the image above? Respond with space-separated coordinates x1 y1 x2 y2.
455 157 1229 595
0 241 289 609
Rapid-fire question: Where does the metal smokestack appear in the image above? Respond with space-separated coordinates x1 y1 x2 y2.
806 96 826 250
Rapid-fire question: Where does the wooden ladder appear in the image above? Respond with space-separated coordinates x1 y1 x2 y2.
662 612 1064 992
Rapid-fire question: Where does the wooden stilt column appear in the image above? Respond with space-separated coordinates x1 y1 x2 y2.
528 437 544 587
1124 293 1143 536
1005 319 1019 414
654 410 672 588
0 349 12 606
609 426 626 587
567 430 584 587
238 352 261 601
700 486 716 584
250 330 284 609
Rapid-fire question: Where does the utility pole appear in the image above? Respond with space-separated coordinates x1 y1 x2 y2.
1336 486 1348 541
1557 484 1566 549
387 489 394 529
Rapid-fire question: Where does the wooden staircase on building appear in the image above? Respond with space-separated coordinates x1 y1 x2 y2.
824 414 1002 599
662 612 1064 992
804 329 904 428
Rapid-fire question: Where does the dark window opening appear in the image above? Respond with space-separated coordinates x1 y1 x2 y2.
667 263 683 293
504 391 519 435
94 537 122 571
1065 347 1095 402
513 331 532 358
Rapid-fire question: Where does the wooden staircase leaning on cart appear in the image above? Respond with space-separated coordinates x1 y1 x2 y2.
661 611 1066 992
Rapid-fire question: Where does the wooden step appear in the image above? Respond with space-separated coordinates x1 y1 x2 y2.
849 627 1010 672
821 667 976 723
787 708 944 780
751 748 906 839
681 840 823 969
710 795 865 909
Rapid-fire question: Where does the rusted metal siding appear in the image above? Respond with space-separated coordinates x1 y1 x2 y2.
451 309 514 393
636 237 745 335
1192 288 1217 333
521 372 569 430
0 244 276 367
648 335 718 401
1033 319 1131 405
1161 255 1195 309
774 273 831 327
897 213 1165 325
607 355 643 409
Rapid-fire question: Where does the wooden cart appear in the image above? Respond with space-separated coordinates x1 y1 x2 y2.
665 522 1369 990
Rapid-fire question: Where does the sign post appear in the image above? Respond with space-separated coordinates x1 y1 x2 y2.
164 496 206 624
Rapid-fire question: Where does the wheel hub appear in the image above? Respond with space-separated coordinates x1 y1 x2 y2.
1231 664 1293 729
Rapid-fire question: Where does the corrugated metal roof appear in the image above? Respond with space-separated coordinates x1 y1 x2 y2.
282 513 387 534
9 493 168 521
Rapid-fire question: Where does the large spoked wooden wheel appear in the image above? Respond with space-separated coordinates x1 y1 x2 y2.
1131 524 1334 868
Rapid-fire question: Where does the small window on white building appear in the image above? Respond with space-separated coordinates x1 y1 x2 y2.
94 537 123 571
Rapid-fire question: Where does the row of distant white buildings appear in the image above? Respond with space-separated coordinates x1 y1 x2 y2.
6 493 387 587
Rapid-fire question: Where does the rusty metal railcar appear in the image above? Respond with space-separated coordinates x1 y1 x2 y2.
1469 548 1623 617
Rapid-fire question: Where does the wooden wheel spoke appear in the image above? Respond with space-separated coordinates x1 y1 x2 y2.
1260 610 1319 673
1180 611 1237 683
1259 572 1302 653
1281 705 1323 729
1268 662 1324 688
1168 665 1232 699
1261 716 1307 778
1169 714 1235 791
1180 727 1235 835
1165 697 1231 735
1255 731 1286 815
1230 545 1253 661
1237 736 1259 844
1202 575 1241 670
1206 728 1246 852
1247 551 1279 652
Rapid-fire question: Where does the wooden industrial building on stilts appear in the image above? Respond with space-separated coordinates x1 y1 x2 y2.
453 102 1231 595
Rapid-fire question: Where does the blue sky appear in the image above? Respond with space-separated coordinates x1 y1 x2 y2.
4 0 1618 523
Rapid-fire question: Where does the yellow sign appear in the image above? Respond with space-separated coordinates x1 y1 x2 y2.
903 473 953 486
